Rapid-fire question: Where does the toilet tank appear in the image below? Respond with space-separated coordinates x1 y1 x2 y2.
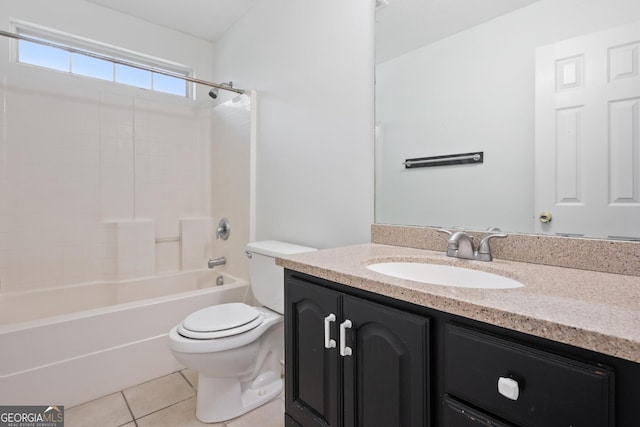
246 240 316 314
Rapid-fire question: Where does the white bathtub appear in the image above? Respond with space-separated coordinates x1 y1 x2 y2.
0 270 249 407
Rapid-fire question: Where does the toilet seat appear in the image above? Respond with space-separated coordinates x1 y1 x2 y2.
178 303 265 339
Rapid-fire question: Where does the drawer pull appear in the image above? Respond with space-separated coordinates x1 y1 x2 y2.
497 377 520 401
324 314 336 349
339 319 353 357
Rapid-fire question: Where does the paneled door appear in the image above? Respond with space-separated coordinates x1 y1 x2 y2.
285 279 340 427
534 21 640 239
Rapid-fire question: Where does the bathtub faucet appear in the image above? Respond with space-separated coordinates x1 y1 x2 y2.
208 257 226 269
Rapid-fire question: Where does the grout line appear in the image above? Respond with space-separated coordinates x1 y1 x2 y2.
178 369 197 391
120 391 137 426
123 370 178 390
120 371 197 423
133 396 195 424
112 370 282 427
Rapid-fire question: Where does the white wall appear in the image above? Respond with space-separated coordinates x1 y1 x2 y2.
0 0 221 291
375 0 640 233
210 0 376 249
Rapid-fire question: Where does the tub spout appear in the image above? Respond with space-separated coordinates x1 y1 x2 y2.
208 257 226 269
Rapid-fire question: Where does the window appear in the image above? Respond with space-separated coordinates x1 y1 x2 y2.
13 22 191 98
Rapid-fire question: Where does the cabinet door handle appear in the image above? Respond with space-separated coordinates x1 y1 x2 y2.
324 313 336 349
339 319 353 357
497 377 520 400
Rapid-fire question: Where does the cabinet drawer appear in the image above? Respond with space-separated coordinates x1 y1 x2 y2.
445 324 614 427
444 395 515 427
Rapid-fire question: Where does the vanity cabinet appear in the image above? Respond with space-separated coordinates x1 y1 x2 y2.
284 274 430 427
285 270 640 427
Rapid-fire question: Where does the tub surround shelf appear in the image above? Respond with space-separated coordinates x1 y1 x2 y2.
277 243 640 363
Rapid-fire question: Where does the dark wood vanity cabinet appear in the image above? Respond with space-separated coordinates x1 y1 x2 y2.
285 270 639 427
284 274 430 427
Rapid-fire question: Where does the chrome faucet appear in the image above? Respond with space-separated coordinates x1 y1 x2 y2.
437 229 506 262
208 256 226 269
441 230 476 260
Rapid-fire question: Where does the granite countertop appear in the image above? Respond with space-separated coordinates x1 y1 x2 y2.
277 243 640 364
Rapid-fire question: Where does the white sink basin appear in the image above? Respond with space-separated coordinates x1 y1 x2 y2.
366 262 524 289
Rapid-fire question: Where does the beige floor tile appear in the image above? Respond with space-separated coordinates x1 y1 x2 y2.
123 372 195 419
226 397 285 427
181 368 198 389
136 396 223 427
65 392 133 427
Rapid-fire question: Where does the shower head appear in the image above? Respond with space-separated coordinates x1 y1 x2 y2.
208 81 233 100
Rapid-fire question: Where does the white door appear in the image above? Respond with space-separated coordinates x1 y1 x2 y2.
534 21 640 239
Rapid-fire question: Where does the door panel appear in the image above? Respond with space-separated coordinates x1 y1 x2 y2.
285 278 341 427
342 295 430 427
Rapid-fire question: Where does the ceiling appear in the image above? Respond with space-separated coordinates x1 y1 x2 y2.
375 0 540 63
85 0 539 61
85 0 259 42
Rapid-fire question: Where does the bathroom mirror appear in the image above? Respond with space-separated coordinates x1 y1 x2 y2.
374 0 640 240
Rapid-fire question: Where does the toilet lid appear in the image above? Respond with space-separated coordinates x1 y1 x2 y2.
178 303 264 339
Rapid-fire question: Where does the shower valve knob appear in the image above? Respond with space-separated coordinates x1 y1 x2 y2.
216 218 230 240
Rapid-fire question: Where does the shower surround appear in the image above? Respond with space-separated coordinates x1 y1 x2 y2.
0 61 255 405
1 70 217 291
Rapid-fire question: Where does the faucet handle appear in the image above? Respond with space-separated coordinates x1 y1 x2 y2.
476 233 507 261
436 228 453 236
436 229 456 256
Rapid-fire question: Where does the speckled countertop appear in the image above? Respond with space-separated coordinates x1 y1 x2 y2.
277 243 640 364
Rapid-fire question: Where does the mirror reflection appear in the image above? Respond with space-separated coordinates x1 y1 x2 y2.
374 0 640 240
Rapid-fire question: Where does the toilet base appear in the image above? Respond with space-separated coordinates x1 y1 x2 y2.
195 371 283 423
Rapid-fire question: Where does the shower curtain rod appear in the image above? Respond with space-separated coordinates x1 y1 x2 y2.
0 29 245 95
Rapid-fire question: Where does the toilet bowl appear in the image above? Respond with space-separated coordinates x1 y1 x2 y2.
168 304 284 422
168 241 315 423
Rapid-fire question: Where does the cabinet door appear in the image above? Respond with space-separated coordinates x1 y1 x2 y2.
342 295 430 427
285 278 341 427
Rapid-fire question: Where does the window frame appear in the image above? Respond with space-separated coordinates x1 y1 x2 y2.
11 20 194 99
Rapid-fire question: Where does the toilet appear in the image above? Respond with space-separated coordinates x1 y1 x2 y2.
168 240 315 423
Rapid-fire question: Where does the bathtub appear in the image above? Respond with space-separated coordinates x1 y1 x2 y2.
0 270 249 407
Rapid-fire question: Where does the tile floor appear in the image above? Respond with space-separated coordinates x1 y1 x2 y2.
65 370 284 427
